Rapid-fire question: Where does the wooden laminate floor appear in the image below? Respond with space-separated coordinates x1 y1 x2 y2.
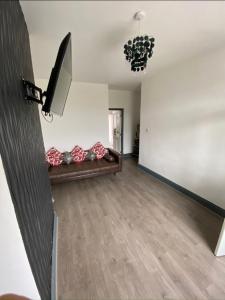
53 159 225 300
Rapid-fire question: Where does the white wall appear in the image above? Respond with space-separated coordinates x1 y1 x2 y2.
37 80 109 152
109 89 140 154
215 219 225 256
140 46 225 210
0 156 40 299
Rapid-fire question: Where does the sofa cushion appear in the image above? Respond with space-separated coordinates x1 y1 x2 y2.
71 145 87 162
62 151 73 165
104 153 115 162
91 142 107 159
86 150 96 161
46 147 63 166
49 159 118 181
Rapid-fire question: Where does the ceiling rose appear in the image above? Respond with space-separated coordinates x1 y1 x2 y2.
123 11 155 72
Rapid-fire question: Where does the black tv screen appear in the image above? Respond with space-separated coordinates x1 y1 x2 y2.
42 32 72 116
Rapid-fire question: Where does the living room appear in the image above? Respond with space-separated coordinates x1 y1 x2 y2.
0 1 225 300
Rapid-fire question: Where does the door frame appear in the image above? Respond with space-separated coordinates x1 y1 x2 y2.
109 108 124 154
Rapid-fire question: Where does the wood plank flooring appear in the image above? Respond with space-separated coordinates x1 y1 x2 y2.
53 159 225 300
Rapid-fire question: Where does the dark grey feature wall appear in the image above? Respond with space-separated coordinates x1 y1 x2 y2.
0 2 54 299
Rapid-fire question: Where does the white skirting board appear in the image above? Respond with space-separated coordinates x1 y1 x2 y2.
215 218 225 256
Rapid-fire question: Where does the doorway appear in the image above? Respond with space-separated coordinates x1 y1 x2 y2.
108 108 124 154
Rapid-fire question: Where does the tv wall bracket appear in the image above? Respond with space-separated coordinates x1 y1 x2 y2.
22 79 46 105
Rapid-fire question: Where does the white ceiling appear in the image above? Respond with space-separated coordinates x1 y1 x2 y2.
20 1 225 91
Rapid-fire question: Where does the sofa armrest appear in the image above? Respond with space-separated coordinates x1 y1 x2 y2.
107 148 122 171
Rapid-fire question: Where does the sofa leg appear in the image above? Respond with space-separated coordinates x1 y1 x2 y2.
114 172 117 176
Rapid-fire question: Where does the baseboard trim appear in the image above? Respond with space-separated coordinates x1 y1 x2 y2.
138 164 225 217
51 213 58 300
123 153 133 159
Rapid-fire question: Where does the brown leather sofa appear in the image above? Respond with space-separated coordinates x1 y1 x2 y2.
48 148 122 184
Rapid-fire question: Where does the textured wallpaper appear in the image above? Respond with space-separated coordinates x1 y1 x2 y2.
0 2 54 299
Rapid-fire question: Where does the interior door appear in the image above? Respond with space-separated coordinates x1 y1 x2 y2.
108 109 122 153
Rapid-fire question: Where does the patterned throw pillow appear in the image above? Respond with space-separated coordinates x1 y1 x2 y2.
71 146 87 162
86 151 96 161
63 151 73 165
91 142 108 159
46 147 63 166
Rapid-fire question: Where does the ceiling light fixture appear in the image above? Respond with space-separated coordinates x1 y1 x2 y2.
123 11 155 72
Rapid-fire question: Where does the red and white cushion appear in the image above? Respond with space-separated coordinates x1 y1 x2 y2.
46 147 63 166
71 146 87 162
91 142 107 159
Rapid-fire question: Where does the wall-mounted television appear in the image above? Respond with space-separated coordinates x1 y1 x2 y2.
22 32 72 117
